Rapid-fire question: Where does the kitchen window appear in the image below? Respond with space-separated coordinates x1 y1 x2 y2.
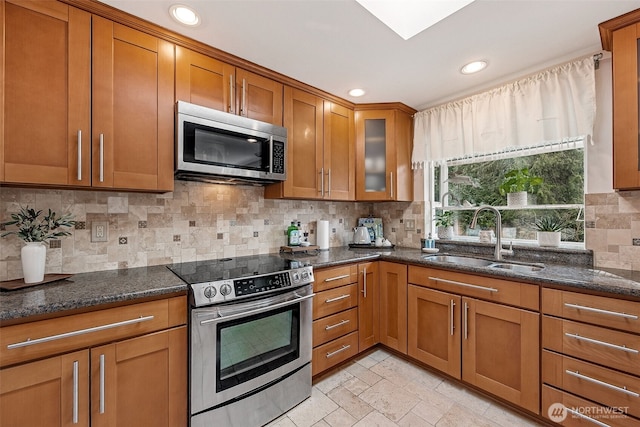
428 140 585 246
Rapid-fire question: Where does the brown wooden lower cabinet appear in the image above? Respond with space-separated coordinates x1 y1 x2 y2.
358 262 379 351
379 261 408 354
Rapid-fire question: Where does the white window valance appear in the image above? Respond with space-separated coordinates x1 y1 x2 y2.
412 56 596 168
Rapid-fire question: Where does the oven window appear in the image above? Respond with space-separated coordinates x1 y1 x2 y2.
183 121 270 171
216 303 300 392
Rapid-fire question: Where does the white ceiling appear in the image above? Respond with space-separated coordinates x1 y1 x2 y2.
99 0 640 111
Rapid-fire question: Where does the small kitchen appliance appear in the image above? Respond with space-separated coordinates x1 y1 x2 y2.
353 226 371 244
168 255 314 427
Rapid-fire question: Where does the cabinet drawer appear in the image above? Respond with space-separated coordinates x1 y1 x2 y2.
408 266 539 310
542 316 640 377
543 350 640 419
543 385 639 427
313 284 358 320
0 297 185 368
313 308 358 347
312 331 359 376
543 288 640 334
314 265 358 292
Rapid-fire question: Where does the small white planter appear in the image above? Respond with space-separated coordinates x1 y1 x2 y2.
537 231 561 247
21 242 47 283
437 226 454 240
507 191 528 207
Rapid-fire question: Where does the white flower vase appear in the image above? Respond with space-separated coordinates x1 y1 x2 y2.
21 242 47 283
507 191 528 207
537 231 561 247
437 226 454 240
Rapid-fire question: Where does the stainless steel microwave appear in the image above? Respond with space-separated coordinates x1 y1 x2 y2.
175 101 287 185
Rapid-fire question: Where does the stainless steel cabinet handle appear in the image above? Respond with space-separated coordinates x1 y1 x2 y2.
361 267 367 298
325 319 350 330
229 74 234 113
564 407 612 427
564 303 638 320
77 130 82 181
428 276 498 293
565 370 640 397
450 299 456 336
319 168 325 196
241 78 246 115
564 333 639 354
463 302 469 340
73 360 79 424
326 344 351 358
324 274 350 282
390 172 394 199
325 294 350 303
7 315 154 349
99 354 105 414
99 134 104 182
327 169 331 198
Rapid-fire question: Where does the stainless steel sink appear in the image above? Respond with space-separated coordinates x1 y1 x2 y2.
488 263 544 273
424 255 495 268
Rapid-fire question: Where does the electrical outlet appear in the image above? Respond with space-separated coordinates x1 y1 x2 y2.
91 221 108 242
405 219 416 231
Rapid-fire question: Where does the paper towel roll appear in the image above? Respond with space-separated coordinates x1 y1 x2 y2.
317 220 329 250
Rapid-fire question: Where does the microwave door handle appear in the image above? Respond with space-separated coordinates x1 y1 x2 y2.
269 136 274 174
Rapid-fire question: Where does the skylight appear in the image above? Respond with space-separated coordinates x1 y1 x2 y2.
355 0 476 40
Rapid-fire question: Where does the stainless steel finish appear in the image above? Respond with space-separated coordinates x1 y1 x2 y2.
325 319 350 330
327 344 351 358
241 78 246 115
190 284 313 413
269 136 274 174
320 167 325 197
73 360 79 424
77 130 82 181
463 302 469 340
325 294 350 303
429 276 498 293
564 407 612 427
99 354 105 414
390 172 394 198
425 255 494 268
327 169 331 198
565 370 640 397
99 134 104 182
450 299 455 336
190 363 311 427
565 333 639 354
489 263 543 273
199 293 315 325
361 267 367 298
7 315 155 349
175 101 287 184
470 206 514 261
324 274 350 282
564 303 638 320
229 74 234 113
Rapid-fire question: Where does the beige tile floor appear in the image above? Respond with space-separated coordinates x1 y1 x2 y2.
267 348 546 427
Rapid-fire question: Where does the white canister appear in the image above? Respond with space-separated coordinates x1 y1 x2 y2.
21 242 47 283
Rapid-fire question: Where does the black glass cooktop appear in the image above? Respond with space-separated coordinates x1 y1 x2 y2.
167 254 311 284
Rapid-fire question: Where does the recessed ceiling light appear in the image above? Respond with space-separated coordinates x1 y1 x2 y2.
170 4 200 26
349 88 366 97
461 60 488 74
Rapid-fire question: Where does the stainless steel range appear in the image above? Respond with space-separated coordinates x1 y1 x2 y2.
168 255 314 427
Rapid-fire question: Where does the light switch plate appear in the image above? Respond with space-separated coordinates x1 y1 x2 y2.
405 219 416 231
91 221 108 242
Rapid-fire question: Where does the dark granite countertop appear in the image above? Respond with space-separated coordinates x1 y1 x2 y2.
2 246 639 324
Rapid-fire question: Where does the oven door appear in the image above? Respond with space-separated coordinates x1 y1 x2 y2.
190 284 313 414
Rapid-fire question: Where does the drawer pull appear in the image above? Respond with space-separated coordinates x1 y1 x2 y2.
564 406 612 427
324 274 350 282
6 315 155 349
326 344 351 358
450 299 456 336
325 319 350 330
565 333 639 354
428 277 498 293
566 370 640 397
564 303 638 320
325 294 350 303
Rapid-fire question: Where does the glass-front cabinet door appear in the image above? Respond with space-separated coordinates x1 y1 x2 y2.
355 110 396 200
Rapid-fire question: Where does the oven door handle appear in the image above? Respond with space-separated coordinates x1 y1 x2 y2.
199 293 315 325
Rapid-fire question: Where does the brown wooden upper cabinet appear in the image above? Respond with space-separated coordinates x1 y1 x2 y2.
355 107 414 201
175 46 283 126
600 9 640 190
264 87 355 200
1 0 174 192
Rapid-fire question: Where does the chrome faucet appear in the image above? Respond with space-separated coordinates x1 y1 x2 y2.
470 206 514 261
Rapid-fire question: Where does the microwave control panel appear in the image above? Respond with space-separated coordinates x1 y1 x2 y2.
272 141 285 174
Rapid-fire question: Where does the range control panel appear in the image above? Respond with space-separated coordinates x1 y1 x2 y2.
191 266 314 306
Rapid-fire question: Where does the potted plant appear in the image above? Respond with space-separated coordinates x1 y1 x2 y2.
534 216 567 247
1 206 75 283
435 210 455 239
499 168 543 206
